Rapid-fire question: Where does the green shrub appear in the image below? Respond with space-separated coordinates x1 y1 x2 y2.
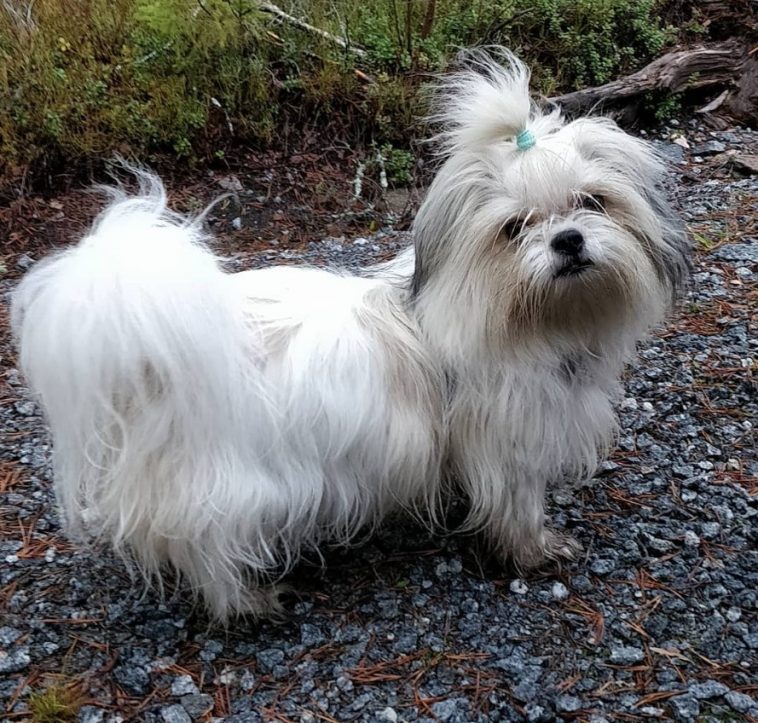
307 0 674 89
381 143 414 186
651 91 683 123
0 0 681 188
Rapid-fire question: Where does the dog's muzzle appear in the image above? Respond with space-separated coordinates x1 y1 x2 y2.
552 229 594 277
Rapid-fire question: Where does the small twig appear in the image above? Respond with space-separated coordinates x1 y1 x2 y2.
133 40 174 66
257 2 366 57
375 148 388 193
353 162 365 199
211 97 234 135
195 0 214 19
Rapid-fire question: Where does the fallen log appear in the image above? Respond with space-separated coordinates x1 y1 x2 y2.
549 41 754 122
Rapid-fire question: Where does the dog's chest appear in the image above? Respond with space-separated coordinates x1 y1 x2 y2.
450 355 618 477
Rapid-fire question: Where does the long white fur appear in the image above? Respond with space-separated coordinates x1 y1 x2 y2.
12 50 688 619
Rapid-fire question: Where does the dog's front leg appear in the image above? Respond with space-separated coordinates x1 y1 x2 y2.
463 463 582 570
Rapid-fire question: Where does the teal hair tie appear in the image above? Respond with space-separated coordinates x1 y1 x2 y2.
516 128 536 151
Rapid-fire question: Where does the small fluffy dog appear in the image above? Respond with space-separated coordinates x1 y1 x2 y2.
12 51 689 619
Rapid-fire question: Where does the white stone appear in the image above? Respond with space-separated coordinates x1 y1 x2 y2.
510 579 529 595
684 530 700 547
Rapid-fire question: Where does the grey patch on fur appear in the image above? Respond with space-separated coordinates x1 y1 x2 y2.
640 183 692 299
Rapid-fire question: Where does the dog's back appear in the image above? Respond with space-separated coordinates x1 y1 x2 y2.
12 173 444 618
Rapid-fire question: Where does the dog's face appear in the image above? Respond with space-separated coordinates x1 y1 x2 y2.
412 54 690 352
480 118 689 336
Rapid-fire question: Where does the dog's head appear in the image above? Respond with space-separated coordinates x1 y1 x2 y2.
412 50 690 355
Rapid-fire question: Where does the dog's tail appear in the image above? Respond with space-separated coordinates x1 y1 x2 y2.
11 170 276 618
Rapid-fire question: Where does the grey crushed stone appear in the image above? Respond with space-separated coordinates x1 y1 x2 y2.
725 689 758 713
160 704 192 723
77 707 105 723
554 694 582 713
711 242 758 263
688 679 729 699
1 121 756 721
0 648 31 674
170 674 199 697
691 140 726 156
669 694 700 722
550 581 569 600
378 706 398 721
608 646 645 665
179 694 214 719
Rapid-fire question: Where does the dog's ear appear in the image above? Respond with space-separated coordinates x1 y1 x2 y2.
570 117 691 301
411 254 425 297
411 190 452 298
410 154 477 298
640 185 692 300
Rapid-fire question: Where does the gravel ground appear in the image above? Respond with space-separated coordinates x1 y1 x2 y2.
1 120 756 723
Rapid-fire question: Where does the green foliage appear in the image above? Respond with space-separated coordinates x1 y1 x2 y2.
381 144 414 186
517 0 676 88
649 91 683 123
311 0 675 89
0 0 276 173
691 231 713 250
0 0 682 186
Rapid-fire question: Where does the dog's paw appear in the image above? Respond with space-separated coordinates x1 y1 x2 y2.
203 583 289 623
506 528 583 571
240 585 289 622
542 528 583 563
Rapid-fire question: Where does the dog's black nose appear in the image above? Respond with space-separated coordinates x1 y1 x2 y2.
551 229 584 257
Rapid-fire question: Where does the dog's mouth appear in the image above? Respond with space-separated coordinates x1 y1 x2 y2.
554 259 595 278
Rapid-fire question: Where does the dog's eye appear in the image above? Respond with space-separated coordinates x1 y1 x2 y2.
502 217 526 240
578 194 605 213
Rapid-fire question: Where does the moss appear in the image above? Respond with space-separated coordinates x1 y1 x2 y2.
27 682 84 723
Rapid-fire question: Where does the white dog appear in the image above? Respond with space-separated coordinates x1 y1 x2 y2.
12 51 689 619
